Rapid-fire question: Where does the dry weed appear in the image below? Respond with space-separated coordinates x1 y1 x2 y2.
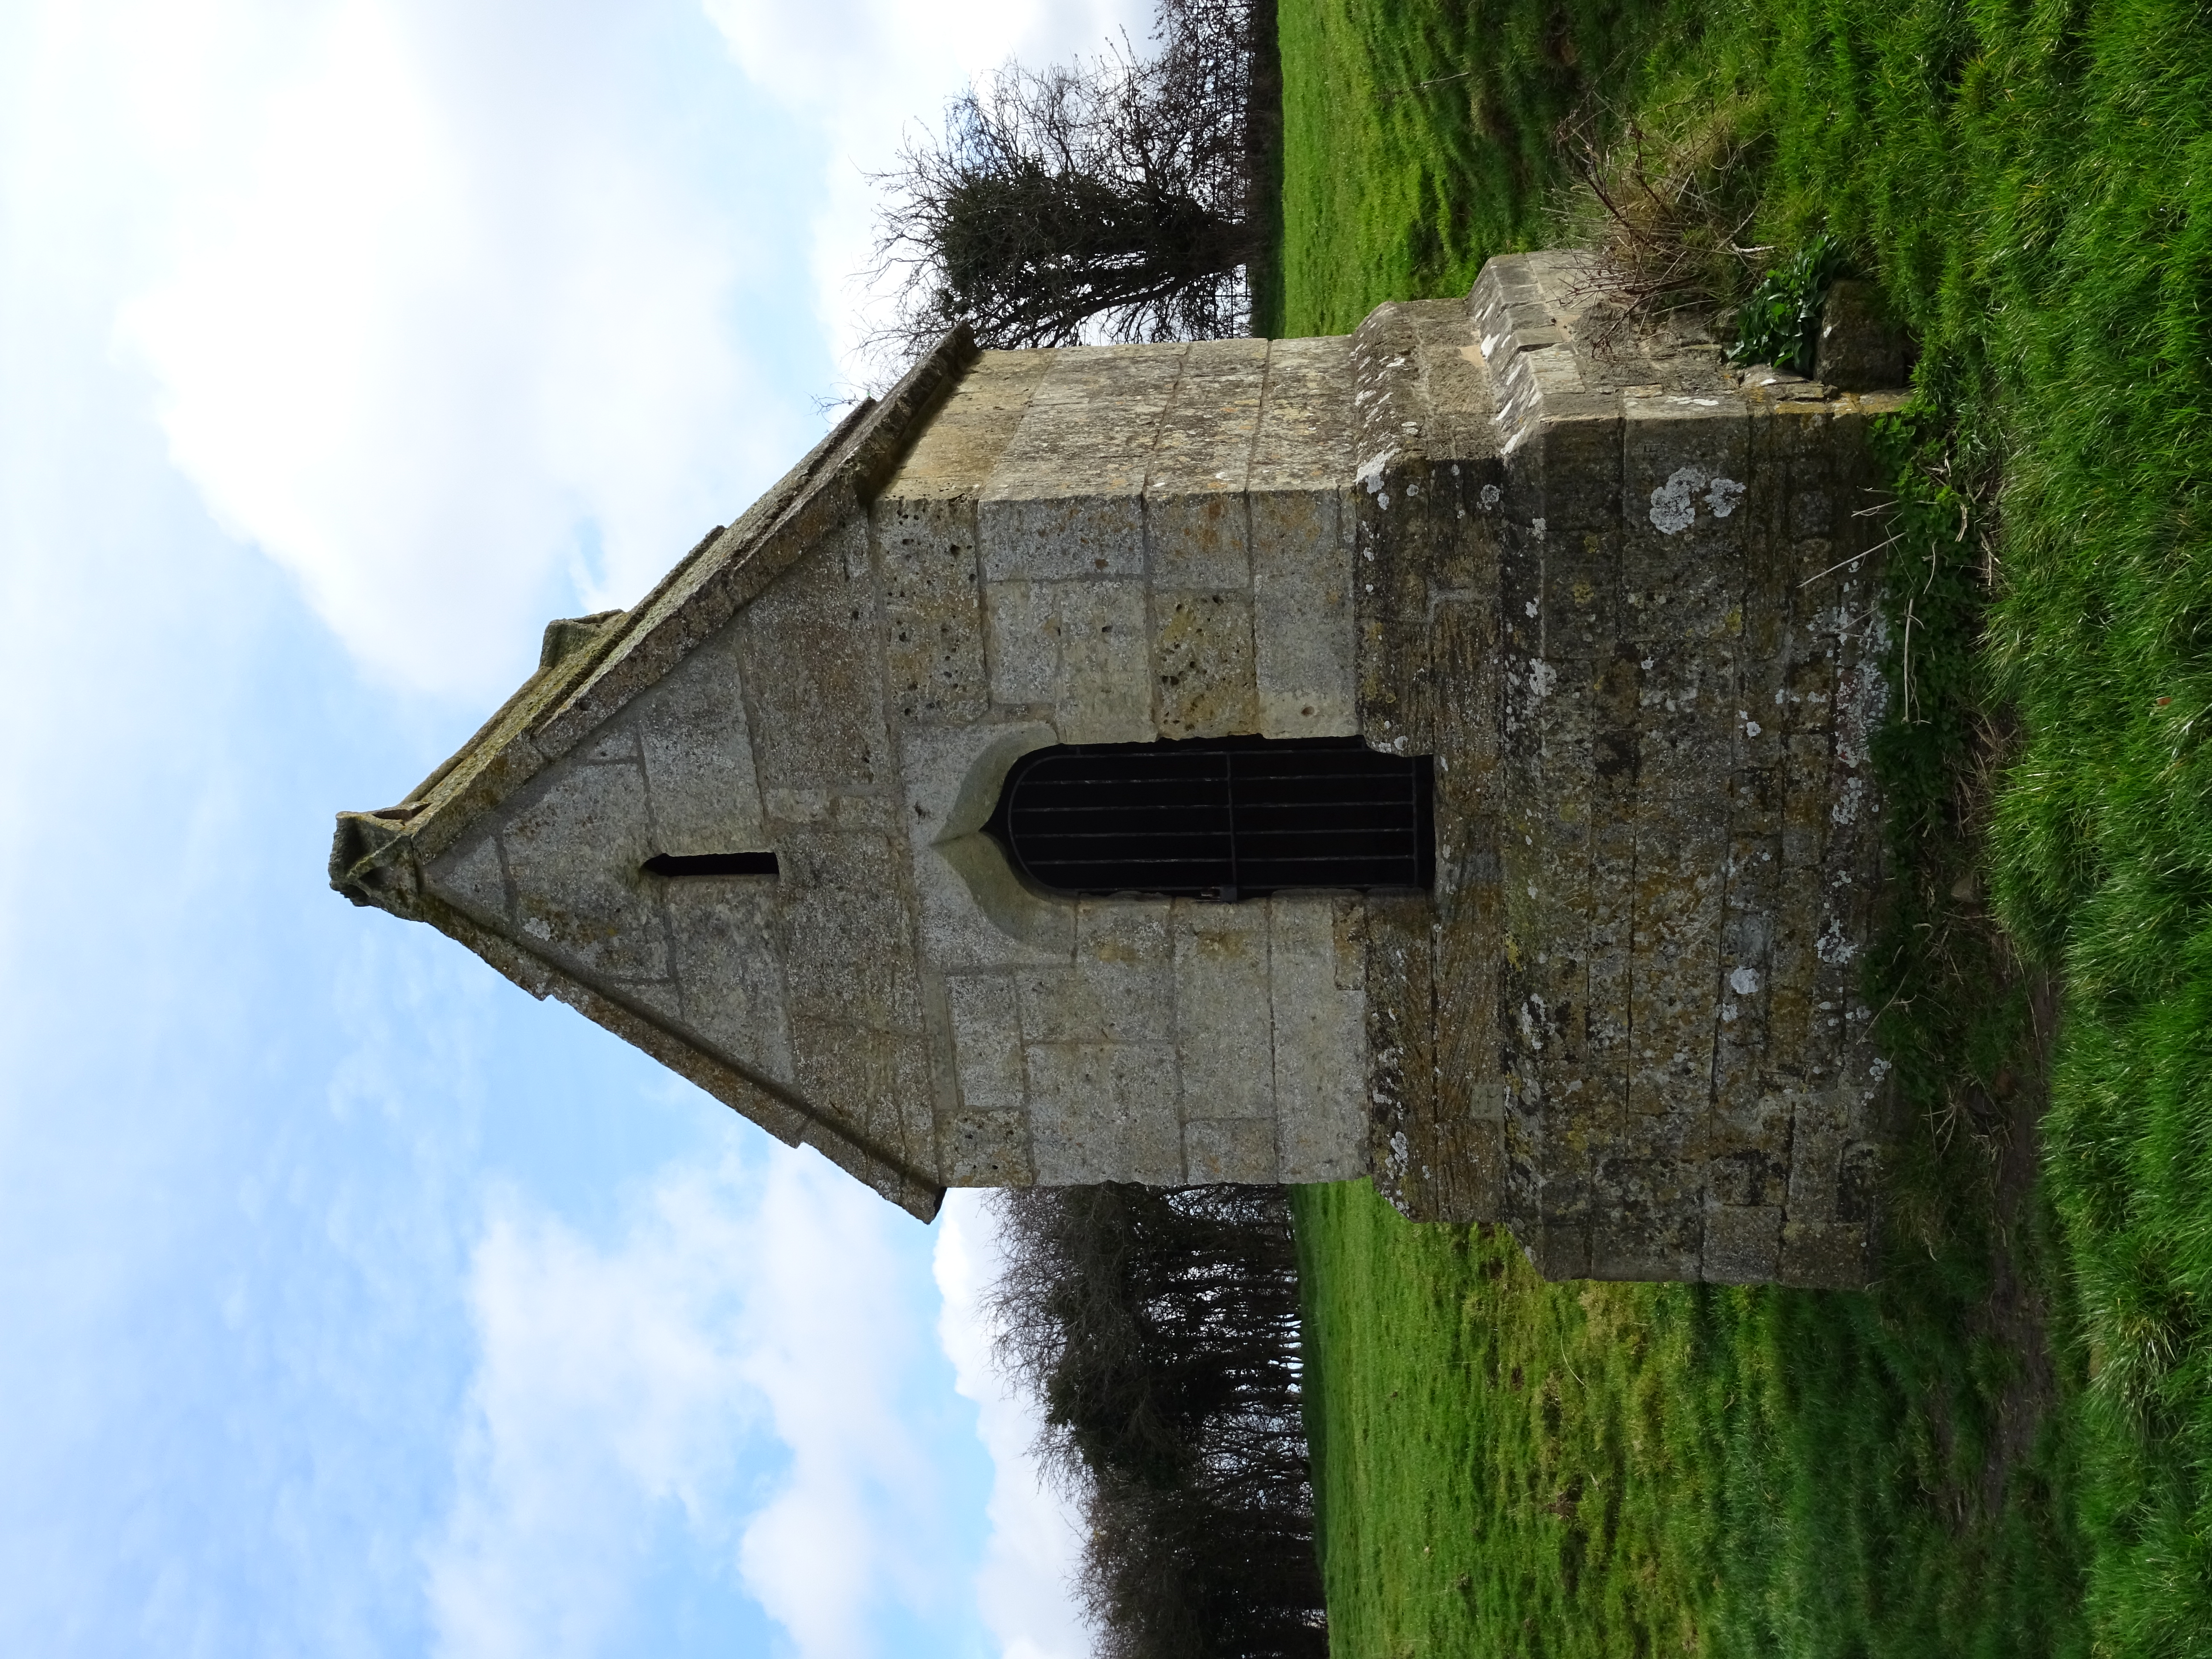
1550 100 1773 336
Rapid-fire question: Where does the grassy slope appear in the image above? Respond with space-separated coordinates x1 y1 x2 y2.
1282 0 2212 1652
1292 1198 1717 1659
1278 0 1686 325
1296 1177 2081 1658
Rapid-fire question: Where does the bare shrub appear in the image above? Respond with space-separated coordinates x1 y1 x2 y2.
1552 99 1775 334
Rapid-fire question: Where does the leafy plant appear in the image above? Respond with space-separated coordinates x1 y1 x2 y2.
1730 233 1845 373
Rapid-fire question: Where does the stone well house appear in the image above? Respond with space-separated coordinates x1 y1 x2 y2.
333 252 1905 1287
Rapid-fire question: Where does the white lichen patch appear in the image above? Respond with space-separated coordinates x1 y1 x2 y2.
1648 466 1747 535
1816 918 1858 965
1831 775 1866 824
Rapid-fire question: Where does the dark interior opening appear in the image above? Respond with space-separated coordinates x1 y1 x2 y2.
642 851 779 879
984 735 1432 901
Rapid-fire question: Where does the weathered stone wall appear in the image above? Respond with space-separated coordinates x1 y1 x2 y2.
419 522 946 1214
874 338 1374 1191
381 333 1381 1216
1349 253 1901 1285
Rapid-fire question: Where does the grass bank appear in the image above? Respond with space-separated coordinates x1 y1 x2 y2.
1281 0 2212 1651
1295 1173 2078 1657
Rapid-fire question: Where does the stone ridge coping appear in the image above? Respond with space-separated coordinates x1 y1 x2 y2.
329 323 977 899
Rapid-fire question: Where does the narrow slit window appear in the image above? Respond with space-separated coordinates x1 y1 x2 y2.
643 852 779 878
984 736 1432 901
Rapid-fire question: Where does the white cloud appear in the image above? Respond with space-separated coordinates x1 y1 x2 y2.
429 1166 756 1659
114 0 803 699
78 0 1158 698
733 1158 972 1656
430 1147 993 1659
934 1193 1093 1659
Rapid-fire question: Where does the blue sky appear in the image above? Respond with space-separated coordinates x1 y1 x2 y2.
0 2 1143 1653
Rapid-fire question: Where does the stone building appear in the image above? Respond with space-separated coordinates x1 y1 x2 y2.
332 252 1905 1286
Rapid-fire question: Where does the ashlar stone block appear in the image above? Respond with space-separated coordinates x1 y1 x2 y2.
633 622 766 856
980 492 1145 584
1172 899 1273 1124
945 972 1028 1115
886 349 1052 499
1053 582 1155 743
942 1109 1033 1186
1269 894 1367 1183
502 757 666 982
1152 589 1259 739
428 831 509 924
1248 337 1353 492
774 830 923 1034
981 579 1060 709
1185 1118 1278 1184
1701 1204 1784 1284
1019 900 1174 1047
873 496 989 728
1251 488 1356 736
664 876 795 1085
1147 492 1251 593
982 579 1153 741
739 529 889 797
1027 1040 1182 1185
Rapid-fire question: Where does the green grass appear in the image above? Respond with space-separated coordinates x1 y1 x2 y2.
1295 1177 2082 1657
1279 0 2212 1650
1292 1196 1718 1657
1277 0 1682 330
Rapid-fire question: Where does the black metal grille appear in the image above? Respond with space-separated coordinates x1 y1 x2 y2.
984 736 1432 900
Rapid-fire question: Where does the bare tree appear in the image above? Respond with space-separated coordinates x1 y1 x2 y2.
868 3 1269 361
988 1184 1326 1659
